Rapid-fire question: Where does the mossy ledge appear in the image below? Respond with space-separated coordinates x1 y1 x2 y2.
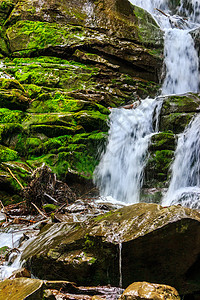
0 0 165 204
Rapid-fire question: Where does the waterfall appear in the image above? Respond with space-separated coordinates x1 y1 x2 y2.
94 98 162 203
162 29 199 95
94 0 200 204
163 115 200 208
179 0 200 24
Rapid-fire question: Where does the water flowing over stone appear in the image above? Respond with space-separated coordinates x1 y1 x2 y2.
179 0 200 24
129 0 168 15
162 29 199 95
94 0 200 205
94 99 162 203
163 115 200 208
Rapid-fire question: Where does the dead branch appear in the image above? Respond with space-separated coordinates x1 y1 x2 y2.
155 8 169 18
44 193 59 204
7 167 24 189
31 202 47 219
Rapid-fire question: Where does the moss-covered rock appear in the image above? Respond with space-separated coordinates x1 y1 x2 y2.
0 0 164 201
160 112 194 134
145 149 174 182
0 144 18 161
161 93 200 115
150 132 176 151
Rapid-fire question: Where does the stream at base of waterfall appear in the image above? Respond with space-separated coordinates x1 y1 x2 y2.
94 0 200 209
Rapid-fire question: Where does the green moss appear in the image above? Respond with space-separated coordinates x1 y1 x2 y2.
0 108 25 123
43 204 59 213
6 21 92 53
0 145 18 161
24 84 42 98
0 246 9 253
29 94 95 114
162 94 200 115
134 5 163 51
74 110 108 131
150 132 175 151
160 113 194 134
84 234 95 250
146 150 174 182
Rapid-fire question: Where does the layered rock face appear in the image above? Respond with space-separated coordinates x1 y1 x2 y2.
22 203 200 295
0 0 164 203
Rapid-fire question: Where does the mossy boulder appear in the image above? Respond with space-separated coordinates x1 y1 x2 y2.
150 132 176 151
22 203 200 295
0 89 29 110
161 94 200 115
145 149 174 184
0 144 18 161
160 112 194 134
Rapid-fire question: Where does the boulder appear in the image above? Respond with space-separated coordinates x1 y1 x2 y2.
22 203 200 295
119 282 180 300
0 278 44 300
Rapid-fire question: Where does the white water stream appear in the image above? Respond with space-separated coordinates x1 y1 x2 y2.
163 114 200 208
94 98 162 203
94 0 200 206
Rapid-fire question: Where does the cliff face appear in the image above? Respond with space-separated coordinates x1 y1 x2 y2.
0 0 164 203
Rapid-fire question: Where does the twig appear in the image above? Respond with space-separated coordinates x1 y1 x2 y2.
0 200 5 211
155 8 169 18
7 167 24 189
0 200 7 222
31 202 47 219
6 200 26 210
44 193 59 204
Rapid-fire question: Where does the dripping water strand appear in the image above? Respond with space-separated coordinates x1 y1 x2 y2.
119 242 122 288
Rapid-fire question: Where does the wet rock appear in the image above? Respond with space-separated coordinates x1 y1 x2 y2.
9 267 31 279
0 277 44 300
119 282 180 300
22 203 200 295
54 198 124 222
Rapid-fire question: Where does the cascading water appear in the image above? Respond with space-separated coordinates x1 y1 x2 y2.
94 98 163 203
162 115 200 208
162 29 199 95
94 0 200 205
178 0 200 24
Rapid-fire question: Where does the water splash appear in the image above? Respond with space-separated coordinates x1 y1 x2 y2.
94 98 162 203
163 115 200 208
